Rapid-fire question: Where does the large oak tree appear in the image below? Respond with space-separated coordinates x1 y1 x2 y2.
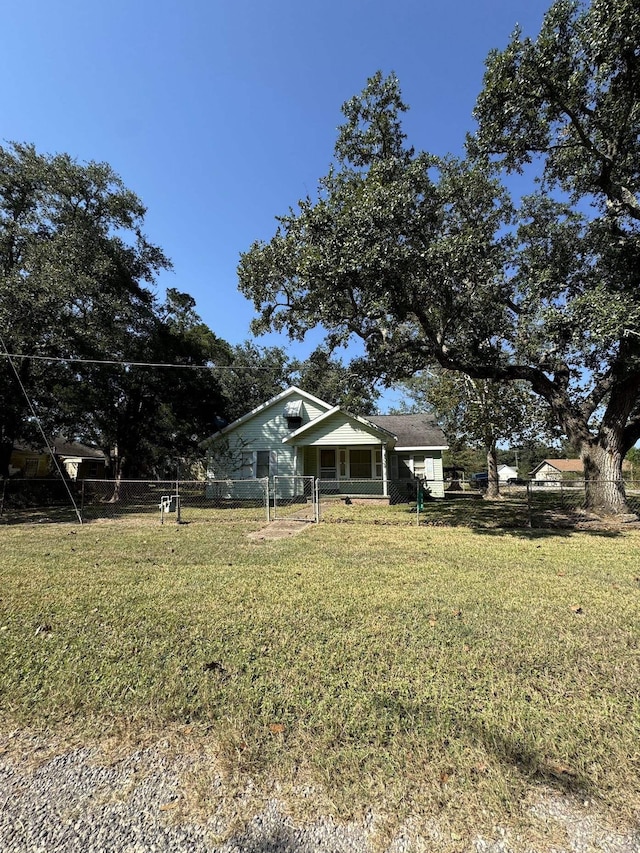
0 142 170 476
239 0 640 516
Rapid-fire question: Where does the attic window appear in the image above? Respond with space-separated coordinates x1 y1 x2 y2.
284 399 303 429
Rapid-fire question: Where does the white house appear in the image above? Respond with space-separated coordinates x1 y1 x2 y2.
530 459 584 481
202 386 448 501
497 464 519 484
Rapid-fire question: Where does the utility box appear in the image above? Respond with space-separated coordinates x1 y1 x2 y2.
159 495 180 521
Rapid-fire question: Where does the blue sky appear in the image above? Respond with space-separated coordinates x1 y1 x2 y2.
2 0 553 408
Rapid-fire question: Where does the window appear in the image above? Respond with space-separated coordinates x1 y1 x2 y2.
256 450 270 478
339 448 347 478
391 454 435 480
284 399 303 430
350 448 372 479
240 452 254 479
374 449 382 479
239 450 277 479
24 458 39 478
83 460 102 479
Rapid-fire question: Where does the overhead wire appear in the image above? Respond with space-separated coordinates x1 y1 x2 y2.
0 333 83 524
0 352 277 369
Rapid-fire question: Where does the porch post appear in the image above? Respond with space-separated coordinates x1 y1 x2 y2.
382 443 388 497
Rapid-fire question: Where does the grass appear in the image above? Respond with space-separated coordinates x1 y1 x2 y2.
1 515 639 846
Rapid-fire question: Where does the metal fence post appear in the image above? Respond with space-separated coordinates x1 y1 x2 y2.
265 477 270 523
526 481 533 528
274 476 279 521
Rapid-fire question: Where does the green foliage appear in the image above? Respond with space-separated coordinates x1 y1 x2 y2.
239 8 640 511
64 288 233 479
625 447 640 479
396 369 553 490
0 142 171 475
472 0 640 218
292 347 380 415
396 370 547 450
215 341 292 424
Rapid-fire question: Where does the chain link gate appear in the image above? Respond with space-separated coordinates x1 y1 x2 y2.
272 476 317 522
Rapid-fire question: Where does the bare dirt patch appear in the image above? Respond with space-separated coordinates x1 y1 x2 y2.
247 519 315 541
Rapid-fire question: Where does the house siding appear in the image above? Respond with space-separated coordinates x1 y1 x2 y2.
533 463 562 481
392 451 445 498
291 413 385 447
9 448 50 478
236 397 327 449
207 392 327 481
204 387 448 503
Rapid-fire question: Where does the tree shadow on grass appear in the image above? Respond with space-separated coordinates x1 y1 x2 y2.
419 495 628 538
471 526 621 540
468 718 593 799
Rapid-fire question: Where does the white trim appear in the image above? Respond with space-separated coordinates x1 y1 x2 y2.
394 445 448 451
381 445 388 497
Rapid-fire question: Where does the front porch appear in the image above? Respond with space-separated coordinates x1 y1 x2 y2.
301 445 390 496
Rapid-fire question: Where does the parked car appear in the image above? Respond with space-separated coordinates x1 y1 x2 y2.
469 472 488 490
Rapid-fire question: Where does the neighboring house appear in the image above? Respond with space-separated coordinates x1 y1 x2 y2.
9 438 108 480
497 464 519 484
8 443 51 478
202 386 448 499
531 458 631 482
530 459 585 481
51 438 108 480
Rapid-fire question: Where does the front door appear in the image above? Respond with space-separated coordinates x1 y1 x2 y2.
319 448 337 478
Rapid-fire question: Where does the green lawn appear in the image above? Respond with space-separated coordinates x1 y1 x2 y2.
1 516 639 844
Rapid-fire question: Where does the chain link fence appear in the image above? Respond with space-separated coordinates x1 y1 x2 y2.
0 478 269 525
2 476 640 527
272 476 317 521
526 478 640 520
317 478 640 527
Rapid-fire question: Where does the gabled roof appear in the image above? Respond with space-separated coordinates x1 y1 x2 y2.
530 457 632 476
282 406 397 444
202 386 449 451
13 438 106 460
52 439 107 460
530 458 584 475
201 385 331 445
366 414 448 449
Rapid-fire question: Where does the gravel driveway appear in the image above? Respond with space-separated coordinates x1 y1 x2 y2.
1 736 638 852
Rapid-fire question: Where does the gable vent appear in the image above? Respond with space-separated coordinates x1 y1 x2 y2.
284 399 303 429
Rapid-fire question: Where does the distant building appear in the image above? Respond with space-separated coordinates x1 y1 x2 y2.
531 458 631 482
497 464 518 483
530 459 585 481
9 438 107 480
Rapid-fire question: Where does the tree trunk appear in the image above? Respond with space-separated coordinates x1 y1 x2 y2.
0 441 13 479
485 443 501 499
108 453 125 503
581 436 633 516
